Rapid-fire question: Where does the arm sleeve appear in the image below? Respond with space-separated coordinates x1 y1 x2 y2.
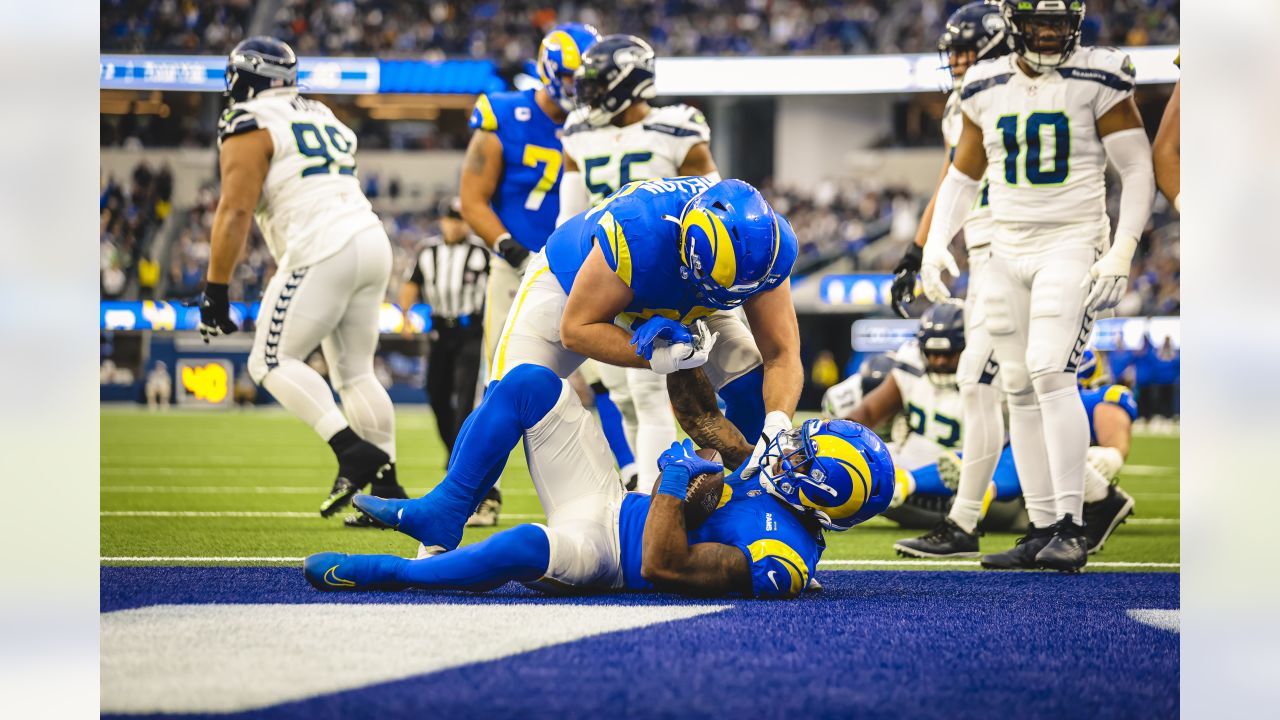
556 170 592 227
925 166 981 250
1101 127 1155 241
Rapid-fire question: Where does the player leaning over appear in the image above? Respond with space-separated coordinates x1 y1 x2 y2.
303 360 894 598
559 34 722 492
921 0 1155 572
198 38 404 516
888 2 1029 557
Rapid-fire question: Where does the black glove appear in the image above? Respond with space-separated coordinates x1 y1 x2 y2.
890 243 923 319
495 233 530 270
198 282 238 342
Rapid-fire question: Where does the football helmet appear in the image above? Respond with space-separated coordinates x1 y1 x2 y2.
1001 0 1086 72
938 1 1012 89
678 180 797 310
225 36 297 105
1076 349 1111 389
537 23 601 112
917 301 965 388
858 353 896 396
574 34 657 127
758 419 896 532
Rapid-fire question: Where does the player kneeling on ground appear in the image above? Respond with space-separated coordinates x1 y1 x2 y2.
303 359 894 599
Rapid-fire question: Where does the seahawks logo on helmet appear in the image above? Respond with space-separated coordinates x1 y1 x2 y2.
224 36 297 106
575 34 657 128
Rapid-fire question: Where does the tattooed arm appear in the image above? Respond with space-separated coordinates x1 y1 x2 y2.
458 130 510 250
667 368 753 470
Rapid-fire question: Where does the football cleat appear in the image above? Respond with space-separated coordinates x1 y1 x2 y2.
1035 514 1089 573
303 552 406 592
320 477 361 518
1082 485 1136 554
980 523 1055 570
344 483 408 528
894 518 980 558
465 488 502 528
320 440 392 517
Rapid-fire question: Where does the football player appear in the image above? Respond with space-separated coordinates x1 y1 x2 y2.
920 0 1155 572
558 34 722 493
1153 52 1180 212
887 1 1029 559
491 175 803 479
458 23 600 524
303 359 894 599
198 38 404 517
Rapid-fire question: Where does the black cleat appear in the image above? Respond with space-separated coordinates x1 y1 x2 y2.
343 482 409 528
320 440 391 518
1082 485 1135 554
320 477 360 518
1036 514 1088 573
894 518 980 558
980 523 1055 570
465 487 502 528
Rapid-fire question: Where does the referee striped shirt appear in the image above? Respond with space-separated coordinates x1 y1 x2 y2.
408 236 490 320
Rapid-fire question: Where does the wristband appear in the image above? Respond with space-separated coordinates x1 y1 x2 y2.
657 465 692 500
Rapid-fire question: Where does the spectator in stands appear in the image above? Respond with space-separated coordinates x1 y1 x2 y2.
1135 337 1179 420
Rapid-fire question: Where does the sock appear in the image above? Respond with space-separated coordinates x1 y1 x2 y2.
370 464 405 498
1033 372 1089 525
592 385 635 469
1006 389 1056 527
262 358 348 440
394 523 551 592
327 427 361 455
405 364 561 550
1083 461 1110 503
948 383 1004 533
718 366 766 441
337 373 397 461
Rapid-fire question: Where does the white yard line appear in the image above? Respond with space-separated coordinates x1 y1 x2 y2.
100 555 1179 568
1127 518 1179 525
1122 465 1179 476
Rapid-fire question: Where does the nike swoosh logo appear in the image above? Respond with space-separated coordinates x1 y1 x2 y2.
323 565 355 588
767 570 780 590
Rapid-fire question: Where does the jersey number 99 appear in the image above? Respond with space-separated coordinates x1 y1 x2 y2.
292 122 357 178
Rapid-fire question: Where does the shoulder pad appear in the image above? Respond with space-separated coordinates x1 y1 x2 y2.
469 93 500 132
1057 47 1136 91
1100 383 1139 418
643 104 710 140
218 106 261 142
889 340 926 376
959 57 1014 101
562 108 592 138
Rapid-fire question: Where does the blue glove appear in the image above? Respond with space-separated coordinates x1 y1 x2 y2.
656 439 724 500
629 317 694 360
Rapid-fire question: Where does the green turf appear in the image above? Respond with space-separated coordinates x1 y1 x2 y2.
101 407 1178 571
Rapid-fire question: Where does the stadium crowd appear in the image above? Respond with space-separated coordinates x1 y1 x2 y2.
103 0 1179 57
101 162 174 299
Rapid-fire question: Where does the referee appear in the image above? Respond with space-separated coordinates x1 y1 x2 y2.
400 197 489 459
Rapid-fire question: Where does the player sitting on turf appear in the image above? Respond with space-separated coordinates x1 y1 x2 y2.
304 326 894 598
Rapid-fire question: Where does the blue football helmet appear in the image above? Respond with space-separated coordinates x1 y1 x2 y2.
917 301 965 387
575 34 657 128
225 36 297 105
679 180 797 310
938 2 1011 89
537 23 600 112
858 353 895 396
758 419 895 531
1001 0 1085 72
1076 349 1111 389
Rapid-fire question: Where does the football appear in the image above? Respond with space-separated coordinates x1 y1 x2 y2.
684 447 727 529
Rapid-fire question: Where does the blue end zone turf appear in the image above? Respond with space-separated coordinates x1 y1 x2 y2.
102 567 1178 719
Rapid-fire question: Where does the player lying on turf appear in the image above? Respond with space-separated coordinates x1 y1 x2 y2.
823 305 1136 561
304 355 894 598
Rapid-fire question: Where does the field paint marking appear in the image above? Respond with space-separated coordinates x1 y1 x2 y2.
1127 518 1179 525
102 556 1180 568
1122 465 1178 476
1127 608 1180 633
101 511 543 520
102 602 730 714
101 485 537 496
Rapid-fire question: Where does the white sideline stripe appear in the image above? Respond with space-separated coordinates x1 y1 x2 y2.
1127 518 1179 525
1123 465 1178 476
101 511 544 520
101 556 1180 568
101 485 537 496
1127 608 1180 633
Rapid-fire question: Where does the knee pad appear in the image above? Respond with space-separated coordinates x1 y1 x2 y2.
1030 371 1076 398
1004 385 1038 410
495 363 564 429
999 360 1031 397
247 354 270 384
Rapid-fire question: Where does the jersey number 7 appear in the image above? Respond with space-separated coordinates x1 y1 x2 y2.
522 145 562 211
291 122 357 177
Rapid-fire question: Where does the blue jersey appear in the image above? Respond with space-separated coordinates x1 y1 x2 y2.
617 471 825 599
468 89 564 253
545 176 797 331
1081 383 1138 444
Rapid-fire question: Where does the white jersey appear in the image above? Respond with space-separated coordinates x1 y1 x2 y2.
218 89 382 270
959 47 1135 226
888 340 964 454
943 91 995 250
561 103 711 207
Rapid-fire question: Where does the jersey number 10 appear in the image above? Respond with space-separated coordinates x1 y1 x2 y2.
996 111 1070 186
291 122 357 177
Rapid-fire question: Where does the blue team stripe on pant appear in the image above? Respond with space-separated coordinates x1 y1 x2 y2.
263 267 309 371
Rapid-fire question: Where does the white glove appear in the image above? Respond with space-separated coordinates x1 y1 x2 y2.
1086 445 1125 482
739 410 793 479
1082 235 1138 312
649 321 717 375
920 242 959 302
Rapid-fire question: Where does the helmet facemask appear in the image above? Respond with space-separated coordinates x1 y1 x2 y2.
922 347 962 389
1004 1 1084 73
758 420 834 528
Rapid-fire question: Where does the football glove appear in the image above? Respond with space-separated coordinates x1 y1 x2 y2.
738 410 793 480
197 282 238 342
629 316 693 360
1086 445 1125 482
495 233 530 270
920 240 959 303
656 439 724 500
890 243 923 318
1082 235 1138 312
648 319 716 375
